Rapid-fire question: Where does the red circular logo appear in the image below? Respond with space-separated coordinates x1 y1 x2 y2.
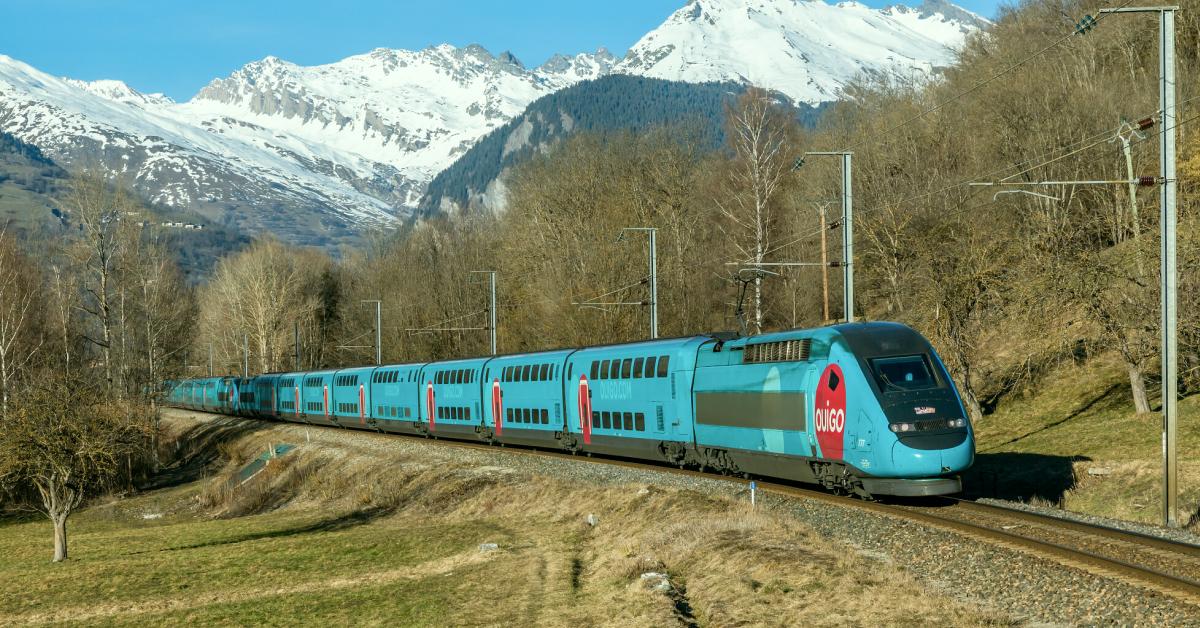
814 364 846 461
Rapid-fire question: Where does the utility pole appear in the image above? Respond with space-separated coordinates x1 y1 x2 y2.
980 5 1180 526
620 228 658 339
796 152 854 322
470 272 498 355
208 343 213 377
1098 3 1181 528
362 300 382 365
242 333 249 377
818 203 831 322
294 322 301 371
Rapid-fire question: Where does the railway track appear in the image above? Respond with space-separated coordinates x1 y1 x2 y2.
186 410 1200 608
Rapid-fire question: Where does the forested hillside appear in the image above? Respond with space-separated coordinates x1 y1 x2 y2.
418 75 829 215
0 131 251 280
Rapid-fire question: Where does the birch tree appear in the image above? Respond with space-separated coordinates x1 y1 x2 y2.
717 88 793 334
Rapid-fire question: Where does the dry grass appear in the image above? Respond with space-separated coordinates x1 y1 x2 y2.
0 413 1009 626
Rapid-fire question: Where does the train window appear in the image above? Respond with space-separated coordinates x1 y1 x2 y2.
633 358 644 378
522 365 532 381
591 411 599 429
506 408 514 423
567 364 573 379
540 409 549 424
623 412 634 431
657 356 670 377
870 355 937 391
635 413 645 431
535 364 545 381
523 408 532 424
601 411 611 429
405 407 411 417
621 359 633 379
600 360 610 379
435 372 442 384
465 407 471 420
590 362 599 380
644 357 656 378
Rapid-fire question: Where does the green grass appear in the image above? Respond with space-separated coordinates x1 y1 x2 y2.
0 483 498 625
969 354 1200 527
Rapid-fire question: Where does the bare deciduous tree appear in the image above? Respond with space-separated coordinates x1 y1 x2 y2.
0 229 45 418
0 378 152 562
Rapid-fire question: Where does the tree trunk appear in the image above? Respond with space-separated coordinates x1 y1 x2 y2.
52 513 68 562
963 385 984 426
1127 360 1151 415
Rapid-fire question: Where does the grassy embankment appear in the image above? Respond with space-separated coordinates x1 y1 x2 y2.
968 352 1200 529
0 414 1006 626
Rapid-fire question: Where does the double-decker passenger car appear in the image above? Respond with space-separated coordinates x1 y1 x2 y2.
167 322 974 497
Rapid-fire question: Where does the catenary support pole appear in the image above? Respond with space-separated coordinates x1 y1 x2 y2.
818 205 831 322
376 301 383 365
842 152 854 324
243 333 249 377
1098 4 1181 528
649 228 658 339
489 272 497 355
1159 7 1179 528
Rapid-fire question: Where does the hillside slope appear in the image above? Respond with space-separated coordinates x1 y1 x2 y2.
419 75 829 215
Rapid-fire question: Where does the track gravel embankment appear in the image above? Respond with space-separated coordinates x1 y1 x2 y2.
165 410 1200 626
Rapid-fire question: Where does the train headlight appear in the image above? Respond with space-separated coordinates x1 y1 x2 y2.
947 418 966 428
889 422 915 433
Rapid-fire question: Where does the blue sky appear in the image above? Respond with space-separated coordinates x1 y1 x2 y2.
4 0 1002 101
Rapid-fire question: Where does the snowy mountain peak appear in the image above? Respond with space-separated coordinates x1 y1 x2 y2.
614 0 984 104
0 0 987 247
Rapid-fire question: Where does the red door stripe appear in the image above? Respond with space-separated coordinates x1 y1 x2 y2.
578 376 592 445
492 379 503 436
426 382 436 431
359 384 366 425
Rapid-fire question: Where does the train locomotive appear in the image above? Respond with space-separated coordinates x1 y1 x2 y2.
165 322 974 497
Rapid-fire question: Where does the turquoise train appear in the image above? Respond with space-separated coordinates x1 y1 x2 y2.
165 322 974 497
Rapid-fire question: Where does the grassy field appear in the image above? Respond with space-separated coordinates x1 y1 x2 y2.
968 353 1200 529
0 415 1006 627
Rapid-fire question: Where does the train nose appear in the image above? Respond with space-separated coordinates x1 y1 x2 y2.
890 434 974 475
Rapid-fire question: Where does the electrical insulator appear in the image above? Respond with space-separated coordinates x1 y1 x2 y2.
1138 176 1157 187
1137 117 1155 130
1075 14 1097 35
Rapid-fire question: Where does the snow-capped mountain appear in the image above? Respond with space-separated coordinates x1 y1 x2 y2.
613 0 989 104
0 0 984 246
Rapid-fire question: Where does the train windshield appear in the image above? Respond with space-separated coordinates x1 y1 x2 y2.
869 355 938 392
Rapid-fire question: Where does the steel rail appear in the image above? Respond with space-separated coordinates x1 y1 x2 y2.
944 497 1200 557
